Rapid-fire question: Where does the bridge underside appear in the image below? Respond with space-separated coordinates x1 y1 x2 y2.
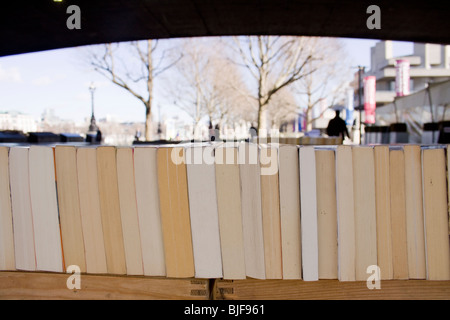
1 0 449 57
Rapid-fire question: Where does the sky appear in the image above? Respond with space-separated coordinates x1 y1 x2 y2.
0 37 413 125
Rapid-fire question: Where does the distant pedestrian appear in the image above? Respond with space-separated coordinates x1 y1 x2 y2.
95 129 102 143
209 121 216 141
135 130 141 142
249 124 258 140
214 123 220 141
326 110 349 140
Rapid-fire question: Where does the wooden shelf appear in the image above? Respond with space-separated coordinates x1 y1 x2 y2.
0 272 209 300
1 272 449 300
213 278 450 300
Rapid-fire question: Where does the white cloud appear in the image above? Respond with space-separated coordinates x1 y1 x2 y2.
83 80 111 89
0 63 22 82
32 75 52 86
75 92 90 101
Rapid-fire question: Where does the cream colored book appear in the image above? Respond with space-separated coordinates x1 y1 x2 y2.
299 146 318 281
185 145 223 278
238 143 265 280
352 146 377 281
335 145 355 282
315 148 338 279
157 146 195 278
133 146 165 276
421 147 450 280
373 145 393 280
389 147 409 280
116 147 144 276
215 144 246 279
9 147 35 271
278 144 301 280
76 147 107 274
0 147 15 271
97 146 127 275
404 145 426 279
29 146 63 272
55 145 86 273
260 145 282 279
448 145 450 236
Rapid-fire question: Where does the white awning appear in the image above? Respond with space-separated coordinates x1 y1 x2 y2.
377 79 450 116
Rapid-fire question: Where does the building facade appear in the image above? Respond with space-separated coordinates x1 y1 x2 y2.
355 41 450 109
0 111 38 133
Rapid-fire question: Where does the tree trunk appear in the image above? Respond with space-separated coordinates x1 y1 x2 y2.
145 40 153 141
144 106 152 141
305 107 313 132
258 104 269 137
257 71 267 137
257 104 262 136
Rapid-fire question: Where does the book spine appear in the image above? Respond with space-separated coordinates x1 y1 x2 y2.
97 146 127 275
134 147 166 276
299 146 318 281
55 146 86 273
336 146 355 281
422 148 450 280
29 146 63 272
215 146 246 279
353 147 377 281
373 145 393 280
260 146 283 279
0 147 15 271
279 145 302 280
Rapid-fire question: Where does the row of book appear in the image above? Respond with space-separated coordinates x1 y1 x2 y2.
0 143 449 281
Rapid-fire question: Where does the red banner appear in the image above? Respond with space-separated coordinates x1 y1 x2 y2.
395 59 410 97
364 76 376 124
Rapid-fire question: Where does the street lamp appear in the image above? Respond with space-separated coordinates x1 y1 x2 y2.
351 66 366 144
358 66 365 145
157 104 162 138
88 82 98 133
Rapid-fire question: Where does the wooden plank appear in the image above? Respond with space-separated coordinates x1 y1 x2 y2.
0 272 209 300
213 279 450 300
1 274 449 300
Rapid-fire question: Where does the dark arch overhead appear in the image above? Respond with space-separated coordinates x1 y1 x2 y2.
1 0 449 57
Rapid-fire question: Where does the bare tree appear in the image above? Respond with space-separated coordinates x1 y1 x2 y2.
167 38 251 138
292 38 352 131
204 47 252 129
229 36 317 135
267 87 298 130
87 40 182 140
173 39 213 130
